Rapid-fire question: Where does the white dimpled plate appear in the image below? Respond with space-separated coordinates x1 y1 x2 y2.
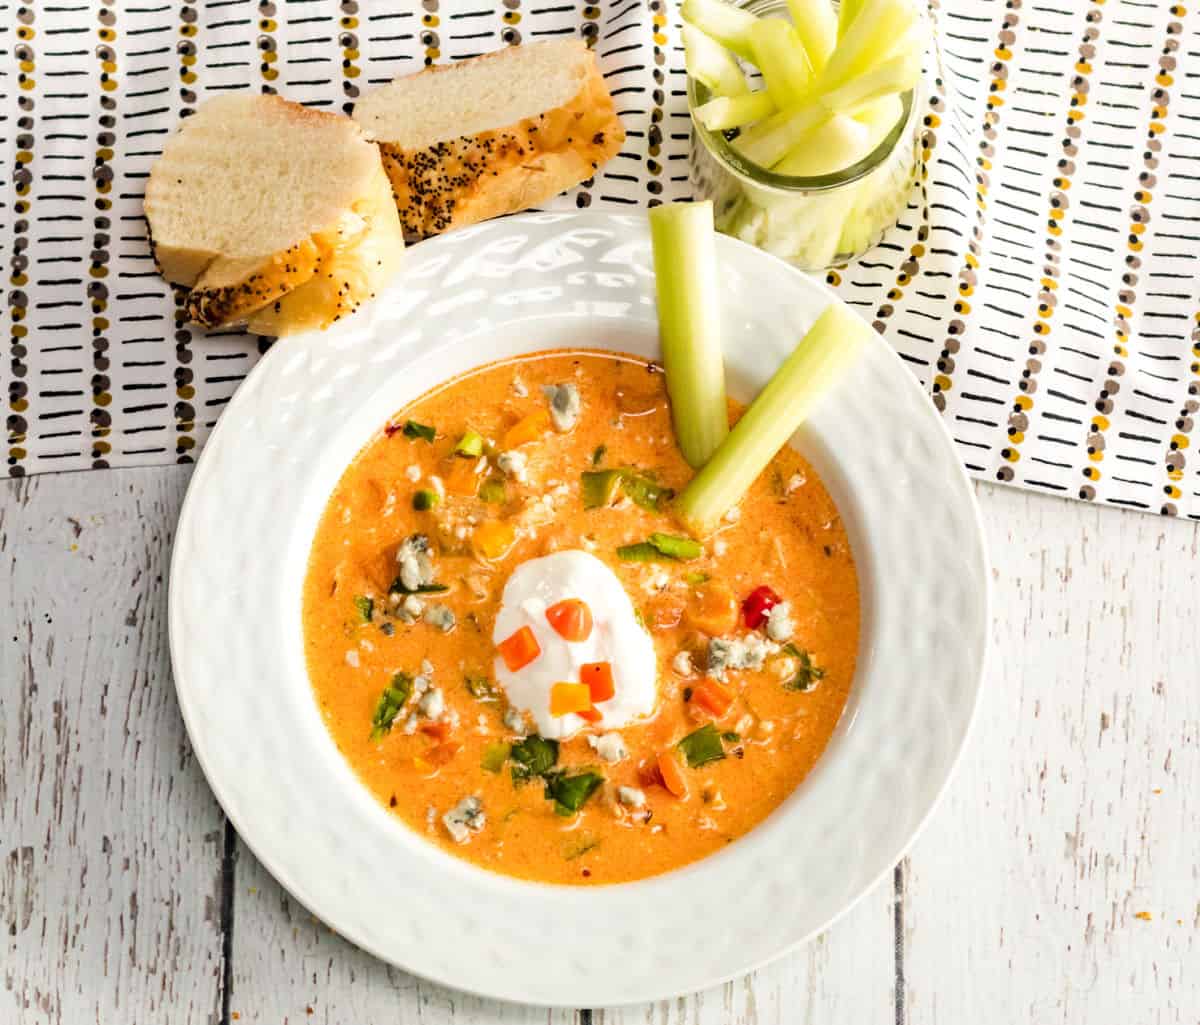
169 212 989 1007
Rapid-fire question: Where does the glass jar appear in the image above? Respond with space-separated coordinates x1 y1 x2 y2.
687 0 923 271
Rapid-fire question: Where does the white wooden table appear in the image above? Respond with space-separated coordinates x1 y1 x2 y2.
3 467 1198 1024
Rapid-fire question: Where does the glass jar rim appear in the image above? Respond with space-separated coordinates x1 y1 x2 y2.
685 0 921 194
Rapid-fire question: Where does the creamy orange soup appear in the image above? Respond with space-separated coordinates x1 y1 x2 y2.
303 351 859 885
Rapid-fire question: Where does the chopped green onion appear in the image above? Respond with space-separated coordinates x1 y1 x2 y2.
388 576 449 595
454 429 485 457
466 675 500 702
353 595 374 622
478 477 507 504
685 571 711 585
677 302 872 537
787 0 838 71
694 91 777 132
509 734 559 783
369 672 413 740
678 723 727 768
581 469 624 509
649 202 730 469
545 771 605 816
748 17 814 109
682 23 750 97
721 731 741 743
648 532 703 560
412 488 440 511
402 420 435 443
563 834 602 860
617 542 664 563
481 742 511 773
619 469 674 511
785 648 826 692
680 0 757 60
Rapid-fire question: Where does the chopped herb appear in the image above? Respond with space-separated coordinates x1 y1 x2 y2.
545 770 605 816
466 675 499 703
353 595 374 623
481 742 511 773
478 477 507 504
592 444 607 466
785 649 826 692
618 533 703 562
402 420 435 443
369 672 413 740
633 607 647 629
412 488 440 511
509 734 559 783
388 577 449 596
619 469 674 512
721 731 741 743
617 541 662 562
678 723 727 768
779 642 803 659
563 833 602 860
379 621 395 637
648 532 703 560
685 571 711 585
581 469 623 509
454 429 485 457
682 686 694 702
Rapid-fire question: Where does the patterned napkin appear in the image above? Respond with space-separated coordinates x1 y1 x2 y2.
2 1 1197 520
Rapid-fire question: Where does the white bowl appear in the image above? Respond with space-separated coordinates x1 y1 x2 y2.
169 211 989 1007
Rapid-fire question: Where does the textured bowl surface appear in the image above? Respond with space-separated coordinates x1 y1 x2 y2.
169 211 989 1007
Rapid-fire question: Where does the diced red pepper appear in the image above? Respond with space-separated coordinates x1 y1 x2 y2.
419 721 451 742
498 625 541 672
742 585 782 630
545 598 593 642
576 707 602 723
581 661 615 703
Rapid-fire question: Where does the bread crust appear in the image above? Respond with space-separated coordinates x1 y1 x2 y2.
373 52 625 238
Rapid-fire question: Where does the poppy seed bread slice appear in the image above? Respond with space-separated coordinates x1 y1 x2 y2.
352 40 625 239
145 94 402 332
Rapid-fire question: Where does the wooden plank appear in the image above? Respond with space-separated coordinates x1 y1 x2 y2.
0 469 227 1025
905 484 1200 1024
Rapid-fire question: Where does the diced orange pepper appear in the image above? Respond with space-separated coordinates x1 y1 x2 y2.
443 457 482 496
498 625 540 671
581 661 615 703
685 580 739 636
656 750 688 798
691 678 733 717
503 408 551 448
550 682 593 717
546 598 593 642
473 519 516 561
576 707 602 723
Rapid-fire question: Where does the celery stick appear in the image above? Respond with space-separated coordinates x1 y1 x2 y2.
676 303 872 536
681 0 758 61
838 0 864 38
748 18 814 109
852 93 904 146
821 0 917 90
695 90 777 131
787 0 838 71
775 113 870 176
820 49 921 113
734 101 830 168
649 202 730 469
683 24 750 97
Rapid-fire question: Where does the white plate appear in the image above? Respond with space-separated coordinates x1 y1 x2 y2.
169 211 989 1007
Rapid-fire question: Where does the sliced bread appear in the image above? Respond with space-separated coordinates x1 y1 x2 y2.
352 40 625 238
145 93 402 332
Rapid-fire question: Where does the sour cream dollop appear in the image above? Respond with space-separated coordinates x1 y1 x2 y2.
492 550 657 739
